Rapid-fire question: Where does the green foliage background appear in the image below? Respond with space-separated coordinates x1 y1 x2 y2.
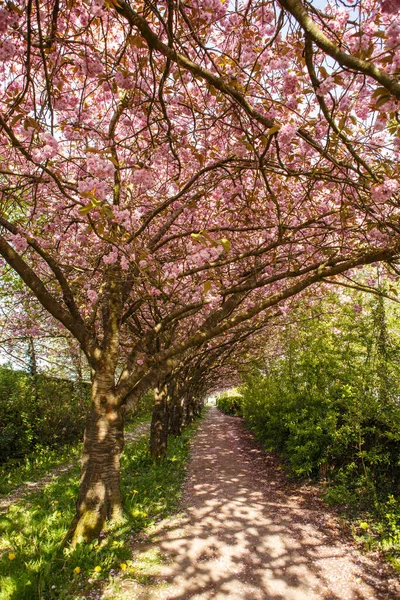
221 290 400 563
0 367 90 463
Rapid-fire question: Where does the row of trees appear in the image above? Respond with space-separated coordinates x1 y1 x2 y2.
0 0 399 543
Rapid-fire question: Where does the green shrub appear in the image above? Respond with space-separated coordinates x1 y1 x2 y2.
216 393 243 416
0 367 90 463
239 291 400 561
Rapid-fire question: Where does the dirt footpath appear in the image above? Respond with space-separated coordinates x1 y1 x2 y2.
127 407 399 600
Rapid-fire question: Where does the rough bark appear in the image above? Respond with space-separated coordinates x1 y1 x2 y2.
169 393 184 437
149 382 169 460
184 396 195 426
64 370 124 546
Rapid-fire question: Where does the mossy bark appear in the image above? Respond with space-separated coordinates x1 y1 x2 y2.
149 383 169 460
65 371 124 546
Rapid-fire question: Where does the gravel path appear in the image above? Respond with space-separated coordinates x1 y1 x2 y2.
0 421 149 512
122 407 399 600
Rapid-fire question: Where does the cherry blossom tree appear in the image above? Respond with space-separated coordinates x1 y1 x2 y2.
0 0 399 543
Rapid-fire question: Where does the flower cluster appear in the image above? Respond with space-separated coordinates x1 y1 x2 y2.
381 0 400 13
0 40 15 61
196 0 227 22
12 233 27 253
103 248 119 265
282 73 298 96
79 55 103 77
90 0 106 17
386 20 400 50
78 178 109 200
115 71 134 90
278 122 297 149
371 179 399 203
41 133 59 159
317 76 335 98
188 245 223 268
87 289 98 303
0 8 15 35
330 8 349 32
131 169 154 189
86 155 115 179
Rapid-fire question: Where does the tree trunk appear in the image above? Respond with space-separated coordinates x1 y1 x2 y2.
27 336 38 403
65 371 124 546
184 396 195 426
194 398 204 418
169 394 183 436
149 382 169 460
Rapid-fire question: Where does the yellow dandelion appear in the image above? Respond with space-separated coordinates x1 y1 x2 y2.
56 512 61 517
74 567 81 574
120 563 127 570
94 566 102 573
8 553 16 561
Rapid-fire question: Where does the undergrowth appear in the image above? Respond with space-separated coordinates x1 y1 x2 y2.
238 292 400 570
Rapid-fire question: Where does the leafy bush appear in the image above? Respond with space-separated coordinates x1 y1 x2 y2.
216 393 243 416
0 367 90 463
239 291 400 561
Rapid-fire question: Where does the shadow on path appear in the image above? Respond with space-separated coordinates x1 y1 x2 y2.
115 408 399 600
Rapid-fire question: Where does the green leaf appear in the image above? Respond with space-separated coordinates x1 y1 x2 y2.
371 87 390 99
220 238 231 253
267 125 281 136
79 204 94 216
374 95 391 109
203 280 212 294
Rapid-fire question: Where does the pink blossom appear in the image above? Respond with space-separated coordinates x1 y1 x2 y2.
282 73 298 96
278 122 297 148
103 248 119 264
90 0 106 17
120 256 129 271
12 234 28 253
0 40 15 61
87 289 98 303
79 55 103 77
86 155 115 179
0 9 13 35
381 0 400 13
131 169 154 189
115 71 134 90
317 76 335 97
371 179 399 203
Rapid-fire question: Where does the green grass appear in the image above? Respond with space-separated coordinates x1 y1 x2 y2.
323 486 400 571
0 418 200 600
0 444 83 497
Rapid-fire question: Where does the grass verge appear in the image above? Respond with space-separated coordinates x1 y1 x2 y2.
0 416 200 600
0 414 151 498
323 486 400 572
0 445 82 498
